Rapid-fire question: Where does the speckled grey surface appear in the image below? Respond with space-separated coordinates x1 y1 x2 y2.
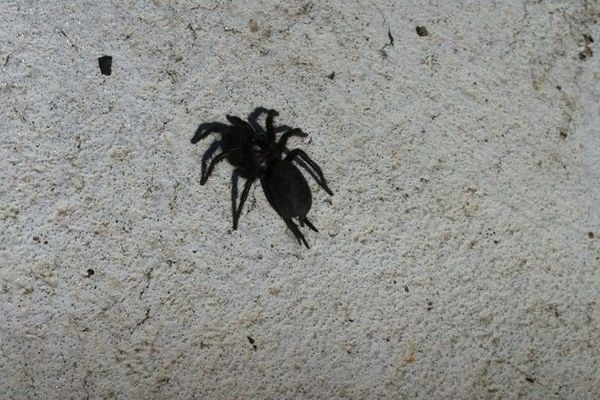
1 1 599 399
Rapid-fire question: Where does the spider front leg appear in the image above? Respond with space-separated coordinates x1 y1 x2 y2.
201 148 238 185
248 107 294 137
276 128 307 153
191 122 230 144
232 175 255 230
226 115 255 132
265 109 279 141
285 149 334 195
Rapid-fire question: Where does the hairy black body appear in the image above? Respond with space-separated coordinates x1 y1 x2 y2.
191 107 333 248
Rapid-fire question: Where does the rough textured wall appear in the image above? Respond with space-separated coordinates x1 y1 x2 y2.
1 0 598 398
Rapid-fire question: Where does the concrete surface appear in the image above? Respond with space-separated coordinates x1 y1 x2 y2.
1 0 599 398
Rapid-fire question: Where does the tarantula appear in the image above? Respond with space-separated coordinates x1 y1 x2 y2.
191 107 333 248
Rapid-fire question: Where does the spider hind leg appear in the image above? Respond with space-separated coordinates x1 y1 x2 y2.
284 218 310 248
302 217 318 232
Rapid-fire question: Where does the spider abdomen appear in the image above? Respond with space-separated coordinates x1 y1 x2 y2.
262 161 312 219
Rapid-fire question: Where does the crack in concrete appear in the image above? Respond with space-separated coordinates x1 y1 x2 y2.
132 308 151 334
138 266 154 299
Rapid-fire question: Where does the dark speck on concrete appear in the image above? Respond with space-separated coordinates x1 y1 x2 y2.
247 336 257 351
98 55 113 76
416 26 429 37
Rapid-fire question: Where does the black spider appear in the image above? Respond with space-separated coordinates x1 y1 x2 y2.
191 107 333 248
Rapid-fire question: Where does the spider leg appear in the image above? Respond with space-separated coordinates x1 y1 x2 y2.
231 170 240 228
283 218 310 248
284 149 334 195
265 109 279 142
200 140 222 180
248 106 269 119
276 128 307 153
282 147 322 192
248 107 293 135
191 122 230 144
273 124 295 134
226 115 255 132
233 177 255 230
201 148 238 185
302 217 319 232
247 107 269 133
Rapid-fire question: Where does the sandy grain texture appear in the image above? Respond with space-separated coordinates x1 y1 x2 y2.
1 0 599 399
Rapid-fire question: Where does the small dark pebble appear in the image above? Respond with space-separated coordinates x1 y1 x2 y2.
588 232 594 239
247 335 257 350
579 47 593 60
98 55 113 76
327 71 335 80
86 269 95 277
416 26 429 37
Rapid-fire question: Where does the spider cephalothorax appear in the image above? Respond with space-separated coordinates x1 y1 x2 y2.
191 107 333 248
